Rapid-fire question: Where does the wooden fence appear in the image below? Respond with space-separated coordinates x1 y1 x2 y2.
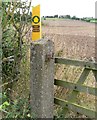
54 57 97 118
30 39 97 118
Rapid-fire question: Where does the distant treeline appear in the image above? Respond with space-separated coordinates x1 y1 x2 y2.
42 15 97 23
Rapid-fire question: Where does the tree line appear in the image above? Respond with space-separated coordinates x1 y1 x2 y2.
42 14 97 23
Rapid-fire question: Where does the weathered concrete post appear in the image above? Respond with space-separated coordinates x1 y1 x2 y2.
30 39 54 118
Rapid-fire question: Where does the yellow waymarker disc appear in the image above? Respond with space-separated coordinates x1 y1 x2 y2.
32 5 41 41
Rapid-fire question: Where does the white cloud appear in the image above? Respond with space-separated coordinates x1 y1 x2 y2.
32 0 96 18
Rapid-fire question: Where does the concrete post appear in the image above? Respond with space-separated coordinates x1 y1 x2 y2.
30 39 54 118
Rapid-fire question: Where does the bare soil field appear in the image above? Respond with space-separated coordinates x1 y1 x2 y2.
42 19 96 117
42 19 95 61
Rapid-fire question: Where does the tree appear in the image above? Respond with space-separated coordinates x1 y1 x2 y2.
72 16 77 20
65 15 71 19
54 15 58 18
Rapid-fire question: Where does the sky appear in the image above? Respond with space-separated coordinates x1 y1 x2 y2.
31 0 96 18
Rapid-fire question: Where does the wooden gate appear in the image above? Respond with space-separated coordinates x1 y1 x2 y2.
54 57 97 118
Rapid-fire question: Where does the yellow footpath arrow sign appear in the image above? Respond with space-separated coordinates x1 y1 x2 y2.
32 5 41 41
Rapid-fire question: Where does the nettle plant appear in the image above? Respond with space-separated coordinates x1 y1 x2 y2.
2 1 32 90
1 1 32 118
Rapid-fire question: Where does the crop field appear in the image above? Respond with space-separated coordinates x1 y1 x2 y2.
42 19 95 60
42 19 96 118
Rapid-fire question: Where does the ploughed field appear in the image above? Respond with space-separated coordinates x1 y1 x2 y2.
42 19 95 61
42 19 96 117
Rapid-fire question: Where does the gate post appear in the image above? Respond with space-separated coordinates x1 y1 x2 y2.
30 39 54 118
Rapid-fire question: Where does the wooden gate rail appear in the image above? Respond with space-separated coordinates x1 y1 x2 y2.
54 79 95 96
54 57 97 118
55 57 97 70
54 98 96 118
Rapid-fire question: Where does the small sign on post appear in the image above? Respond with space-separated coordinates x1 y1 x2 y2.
32 5 41 41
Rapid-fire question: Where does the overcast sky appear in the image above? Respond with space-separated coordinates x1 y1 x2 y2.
31 0 96 18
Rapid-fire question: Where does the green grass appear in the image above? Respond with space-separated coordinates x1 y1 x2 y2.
41 17 97 24
41 17 59 20
41 17 71 21
90 19 97 23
